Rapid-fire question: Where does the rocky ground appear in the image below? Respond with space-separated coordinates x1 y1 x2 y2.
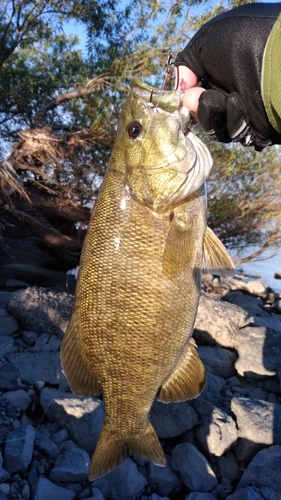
0 235 281 500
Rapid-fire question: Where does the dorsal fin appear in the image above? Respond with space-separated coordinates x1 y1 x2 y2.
203 226 235 277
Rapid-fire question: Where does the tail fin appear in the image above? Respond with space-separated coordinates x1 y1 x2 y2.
89 421 165 481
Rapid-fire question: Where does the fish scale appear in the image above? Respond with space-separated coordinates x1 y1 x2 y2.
61 79 235 480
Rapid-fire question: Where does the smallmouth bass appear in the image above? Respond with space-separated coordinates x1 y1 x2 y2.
61 79 235 480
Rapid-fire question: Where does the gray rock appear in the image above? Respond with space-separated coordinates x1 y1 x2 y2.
22 330 38 346
197 372 226 406
185 494 218 500
0 337 15 358
231 398 281 461
3 424 34 473
171 443 218 491
0 315 18 336
51 428 68 445
194 292 251 348
193 399 237 456
151 400 198 438
274 271 281 280
0 452 10 482
87 489 106 500
2 390 31 411
217 452 242 483
234 326 281 378
93 458 147 500
259 486 281 500
21 484 30 500
40 387 105 453
7 287 73 337
35 427 60 458
0 364 20 390
50 448 90 482
147 456 182 496
0 292 11 307
7 351 64 384
224 291 267 316
237 445 281 493
147 495 170 500
33 477 75 500
197 346 236 379
226 486 264 500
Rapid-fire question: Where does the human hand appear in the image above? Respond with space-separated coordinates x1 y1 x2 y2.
175 3 281 150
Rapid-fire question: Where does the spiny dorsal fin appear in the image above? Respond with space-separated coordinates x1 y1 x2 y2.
157 338 206 402
61 313 102 397
203 226 235 277
163 215 193 278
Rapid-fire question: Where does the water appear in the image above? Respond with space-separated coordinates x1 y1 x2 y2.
234 250 281 293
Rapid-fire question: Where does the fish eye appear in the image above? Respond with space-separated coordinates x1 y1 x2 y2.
128 121 142 139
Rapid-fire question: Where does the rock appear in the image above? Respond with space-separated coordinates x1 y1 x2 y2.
0 315 18 336
3 424 35 473
35 427 60 458
0 337 16 358
274 271 281 280
273 299 281 313
0 364 20 390
7 352 64 385
22 330 38 346
197 346 236 379
0 292 11 307
51 428 68 445
217 452 242 483
33 477 75 500
231 398 281 461
186 494 218 500
150 400 198 438
171 443 218 492
40 388 105 453
234 326 281 378
193 399 237 456
243 280 269 298
2 390 31 411
0 452 10 482
147 495 170 500
50 448 90 482
93 458 147 500
226 486 264 500
237 445 281 494
21 484 31 500
147 456 182 497
223 291 268 317
197 372 226 406
194 292 252 348
88 489 106 500
7 287 73 337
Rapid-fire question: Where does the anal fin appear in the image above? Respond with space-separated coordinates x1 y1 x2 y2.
61 313 101 396
157 338 206 402
203 226 235 277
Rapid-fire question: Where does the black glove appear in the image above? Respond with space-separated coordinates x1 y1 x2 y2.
176 3 281 150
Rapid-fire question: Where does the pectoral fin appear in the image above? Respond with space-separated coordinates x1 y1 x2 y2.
61 313 102 396
203 226 235 277
157 339 206 402
163 215 193 278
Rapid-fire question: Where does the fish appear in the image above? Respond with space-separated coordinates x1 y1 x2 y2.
60 79 235 481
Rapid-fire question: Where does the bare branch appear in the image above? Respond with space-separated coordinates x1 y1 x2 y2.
32 74 110 127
